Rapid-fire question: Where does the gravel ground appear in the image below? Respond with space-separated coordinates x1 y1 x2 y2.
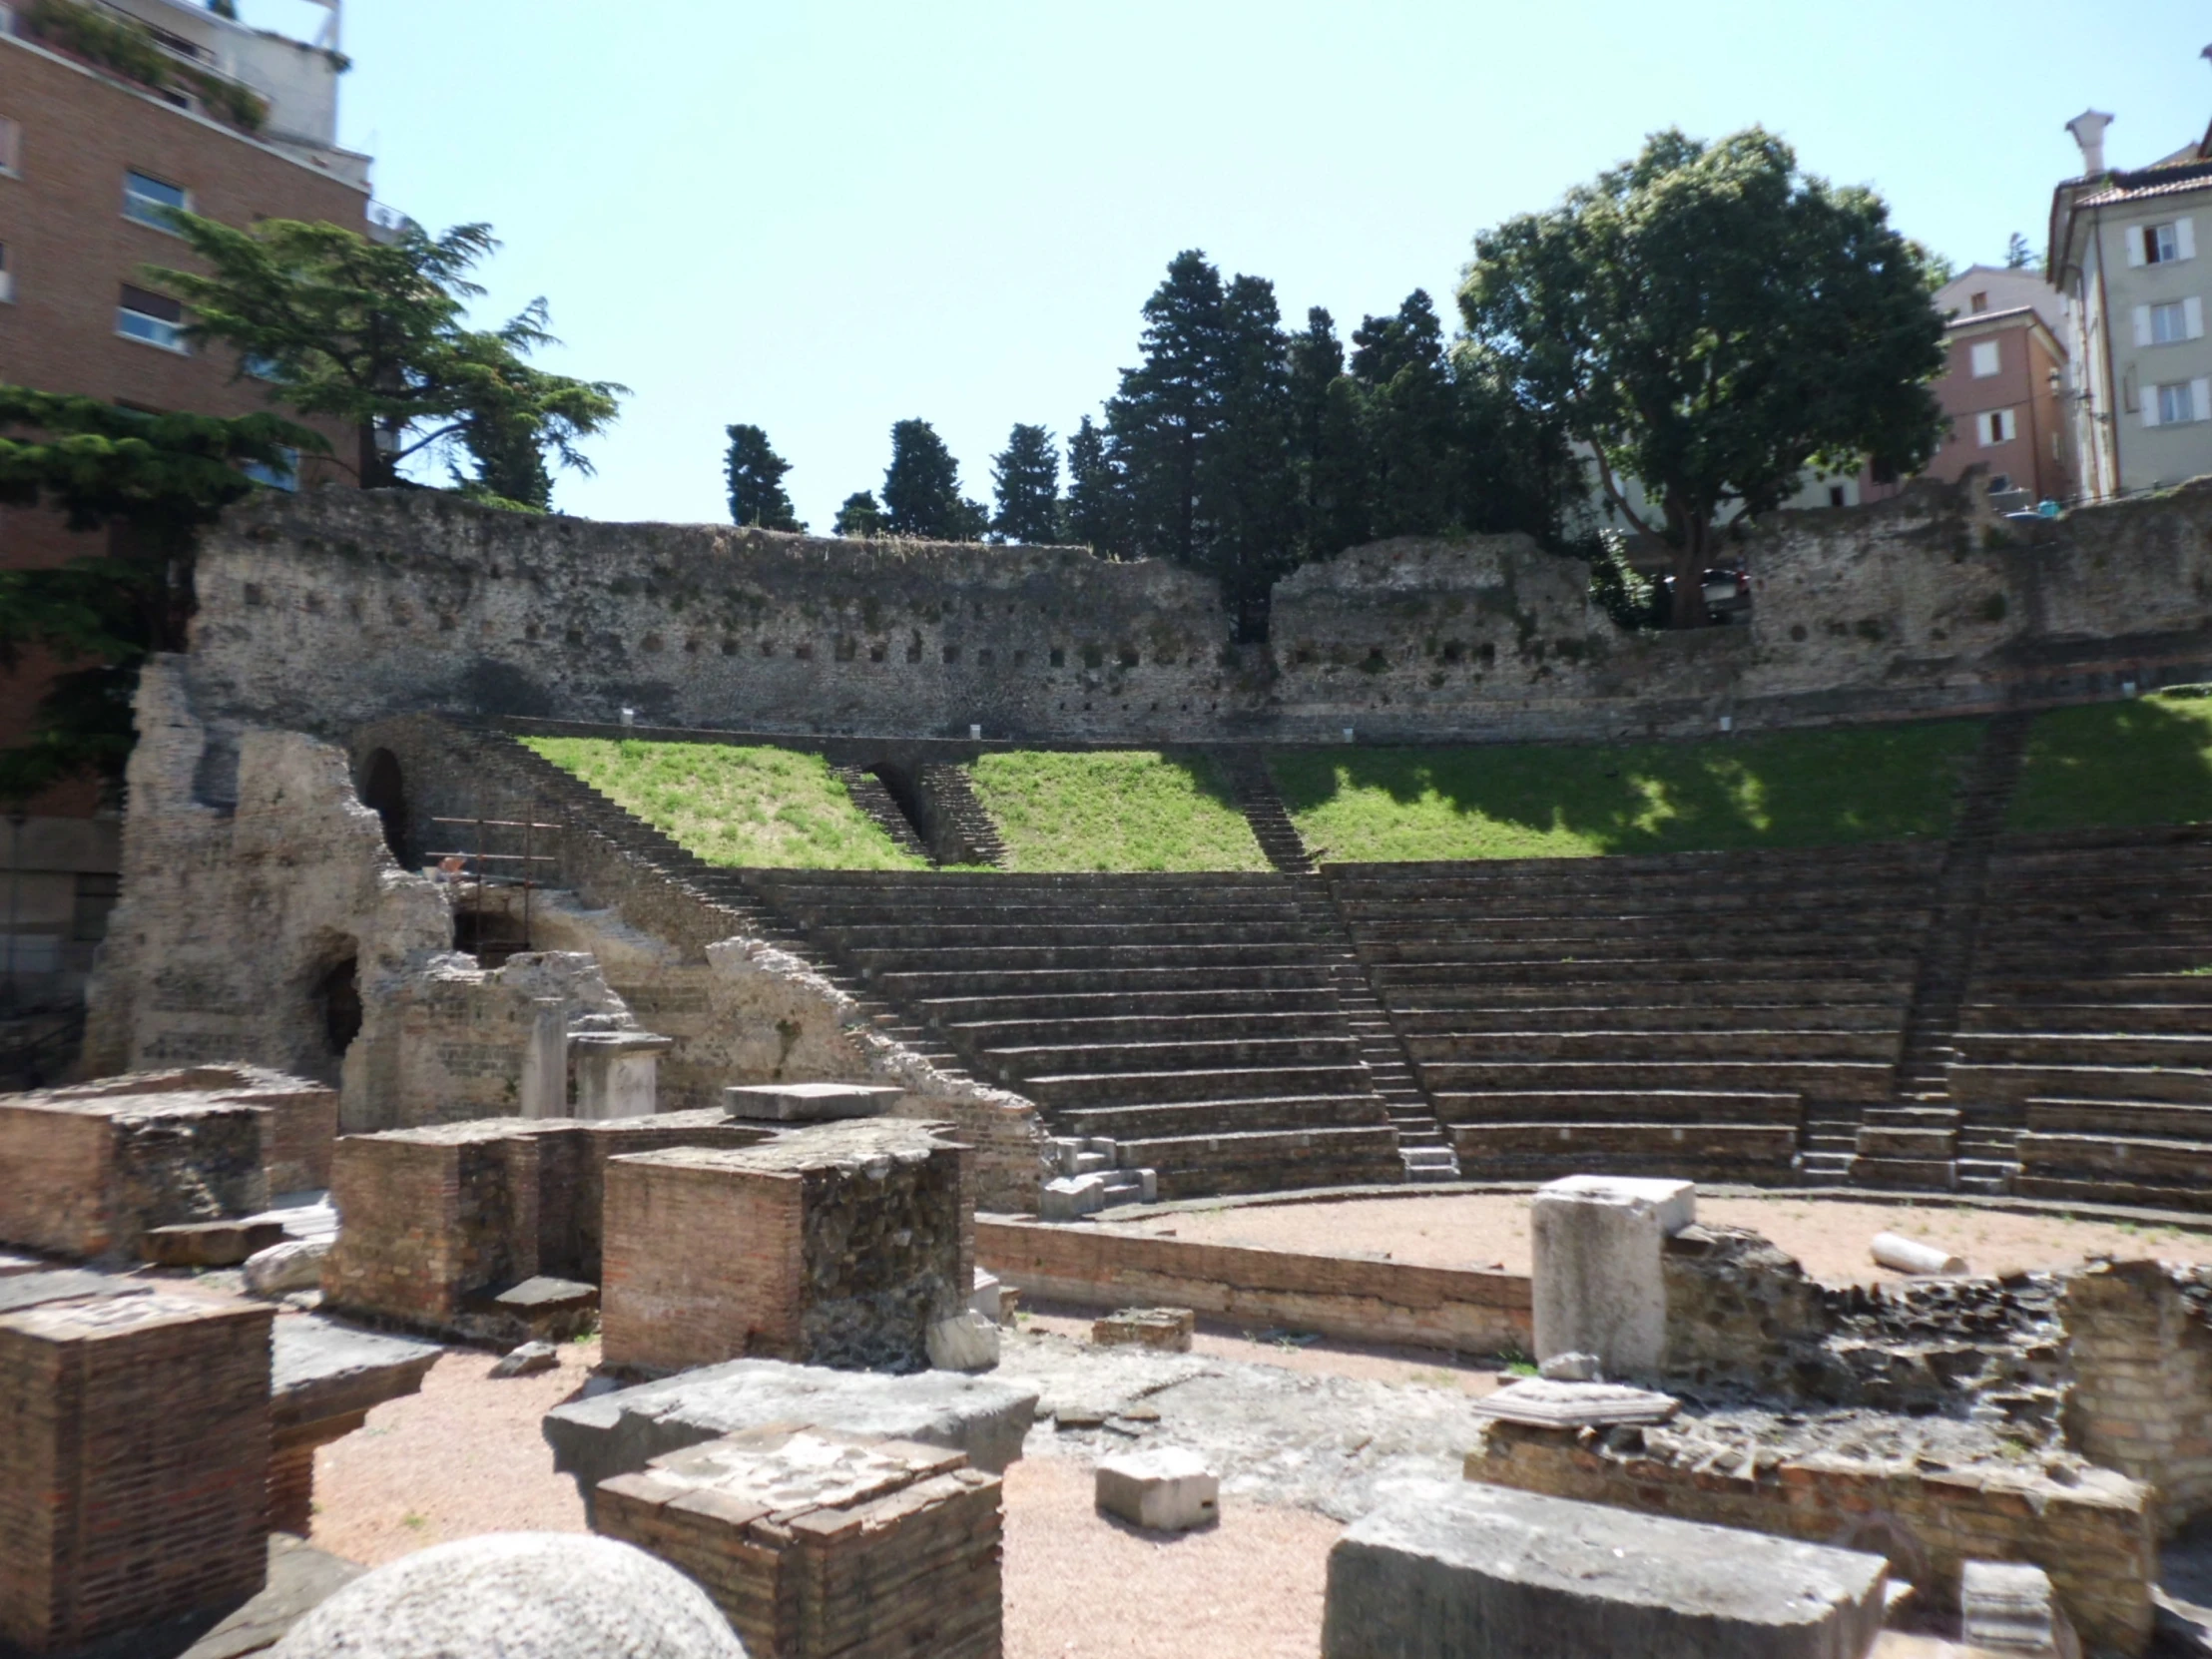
1103 1190 2212 1285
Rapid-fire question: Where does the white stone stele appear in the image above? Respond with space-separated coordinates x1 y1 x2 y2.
1529 1175 1695 1377
1871 1231 1968 1278
518 997 568 1120
1095 1447 1220 1533
722 1081 905 1123
969 1268 1004 1324
572 1032 672 1121
1960 1560 2081 1658
925 1311 1001 1373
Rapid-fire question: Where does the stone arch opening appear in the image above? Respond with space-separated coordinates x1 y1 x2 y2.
358 748 410 865
312 950 363 1070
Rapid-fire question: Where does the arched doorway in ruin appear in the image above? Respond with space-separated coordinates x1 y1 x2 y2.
358 749 410 865
314 951 363 1068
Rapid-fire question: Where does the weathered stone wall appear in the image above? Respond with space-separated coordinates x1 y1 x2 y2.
177 478 2212 751
0 1092 263 1261
2061 1259 2212 1536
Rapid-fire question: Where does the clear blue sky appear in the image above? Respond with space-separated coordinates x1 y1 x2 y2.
238 1 2211 528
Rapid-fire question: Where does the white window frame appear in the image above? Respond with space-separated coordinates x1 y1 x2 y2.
2131 217 2199 267
1968 339 2000 377
0 242 12 304
122 169 188 233
1975 408 2016 447
117 287 188 353
2145 378 2212 427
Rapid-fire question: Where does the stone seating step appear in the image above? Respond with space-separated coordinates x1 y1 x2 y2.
1344 910 1936 942
1022 1062 1378 1108
1112 1126 1407 1199
1973 946 2212 975
2023 1095 2212 1140
1966 975 2212 1006
1403 1028 1904 1064
1957 1001 2212 1034
915 987 1343 1023
2014 1130 2212 1189
977 1034 1366 1077
1855 1126 1958 1159
1367 958 1914 988
1947 1062 2212 1108
876 964 1337 999
1354 932 1928 966
847 942 1323 974
816 920 1319 949
949 1011 1352 1049
1429 1089 1801 1126
1951 1031 2212 1069
2009 1170 2212 1209
1054 1095 1395 1139
1382 979 1916 1009
1416 1058 1897 1102
1848 1155 1957 1190
1390 1003 1909 1035
1334 873 1941 906
1446 1120 1801 1177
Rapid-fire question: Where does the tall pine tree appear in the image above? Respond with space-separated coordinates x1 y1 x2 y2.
1287 306 1370 561
990 423 1061 543
880 419 985 540
1202 275 1297 637
1351 291 1458 539
1104 251 1226 568
724 423 803 530
1062 415 1121 552
832 490 884 536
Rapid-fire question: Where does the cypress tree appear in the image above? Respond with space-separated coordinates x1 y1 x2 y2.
990 423 1061 544
1288 306 1370 560
464 407 553 510
724 423 803 531
880 418 983 540
1351 290 1458 539
1202 274 1296 637
1062 415 1122 552
1104 250 1226 566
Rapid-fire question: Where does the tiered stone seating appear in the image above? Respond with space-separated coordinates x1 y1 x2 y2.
743 870 1405 1198
1331 846 1945 1182
1950 826 2212 1209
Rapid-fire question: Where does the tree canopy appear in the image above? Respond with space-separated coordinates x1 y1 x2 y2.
832 490 885 537
0 390 325 803
147 215 624 500
724 423 803 530
989 423 1061 544
880 419 985 540
1458 127 1946 625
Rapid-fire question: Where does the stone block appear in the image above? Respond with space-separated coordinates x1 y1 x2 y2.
0 1291 275 1652
1961 1561 2080 1658
1091 1306 1196 1353
1531 1174 1694 1377
541 1358 1038 1515
244 1238 330 1298
967 1268 1003 1324
1095 1447 1219 1532
592 1427 1001 1659
1322 1479 1887 1659
925 1312 1000 1373
724 1081 904 1122
467 1276 599 1344
571 1031 672 1121
600 1120 970 1376
141 1217 289 1267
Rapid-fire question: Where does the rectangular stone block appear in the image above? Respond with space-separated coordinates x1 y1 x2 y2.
140 1217 289 1268
1095 1447 1218 1531
724 1082 905 1123
1531 1174 1694 1376
1091 1307 1195 1352
592 1426 1001 1659
601 1120 970 1376
1323 1479 1886 1659
0 1291 275 1653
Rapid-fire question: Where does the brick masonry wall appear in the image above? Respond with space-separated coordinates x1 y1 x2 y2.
0 1105 113 1258
0 1095 265 1261
2062 1260 2212 1536
975 1216 1533 1356
0 1292 273 1652
1468 1420 2156 1654
176 476 2212 753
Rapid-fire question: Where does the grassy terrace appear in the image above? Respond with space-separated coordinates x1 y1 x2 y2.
1272 722 1984 862
2010 693 2212 832
966 751 1270 871
523 738 927 868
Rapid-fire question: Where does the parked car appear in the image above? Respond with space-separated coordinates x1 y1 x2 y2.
1660 567 1753 624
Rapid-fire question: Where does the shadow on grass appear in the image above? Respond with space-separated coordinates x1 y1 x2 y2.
2010 696 2212 832
1270 722 1986 860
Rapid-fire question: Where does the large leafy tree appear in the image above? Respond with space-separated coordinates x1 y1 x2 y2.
989 423 1060 544
0 390 324 802
147 215 624 499
724 423 803 530
1459 128 1945 626
880 419 984 540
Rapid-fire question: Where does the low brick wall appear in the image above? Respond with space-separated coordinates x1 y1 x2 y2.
2062 1259 2212 1536
975 1217 1532 1357
1466 1420 2156 1655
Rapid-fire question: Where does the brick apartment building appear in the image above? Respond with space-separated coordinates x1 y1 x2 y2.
0 0 373 1046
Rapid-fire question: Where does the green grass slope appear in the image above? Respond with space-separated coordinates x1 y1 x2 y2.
1273 722 1984 862
2011 694 2212 832
966 751 1271 871
523 738 928 869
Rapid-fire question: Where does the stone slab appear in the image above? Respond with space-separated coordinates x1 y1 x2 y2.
1096 1447 1219 1532
140 1220 289 1268
542 1357 1038 1513
1961 1561 2080 1658
270 1316 442 1430
1474 1379 1681 1428
1092 1307 1196 1353
722 1081 905 1122
1531 1175 1694 1377
0 1268 140 1314
1322 1479 1887 1659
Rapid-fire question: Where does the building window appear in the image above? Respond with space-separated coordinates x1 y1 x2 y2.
2139 296 2206 345
71 873 120 944
1987 474 2013 495
122 169 188 231
1968 290 1988 313
0 243 12 303
1974 408 2016 447
117 283 188 351
1969 340 2000 377
1828 484 1847 508
2157 381 2202 425
241 446 300 492
2140 219 2197 266
0 116 19 177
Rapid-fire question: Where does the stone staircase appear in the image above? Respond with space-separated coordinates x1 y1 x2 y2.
830 766 933 862
1850 712 2033 1195
914 764 1008 867
736 868 1409 1198
1330 847 1943 1185
1948 823 2212 1211
1213 749 1317 875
